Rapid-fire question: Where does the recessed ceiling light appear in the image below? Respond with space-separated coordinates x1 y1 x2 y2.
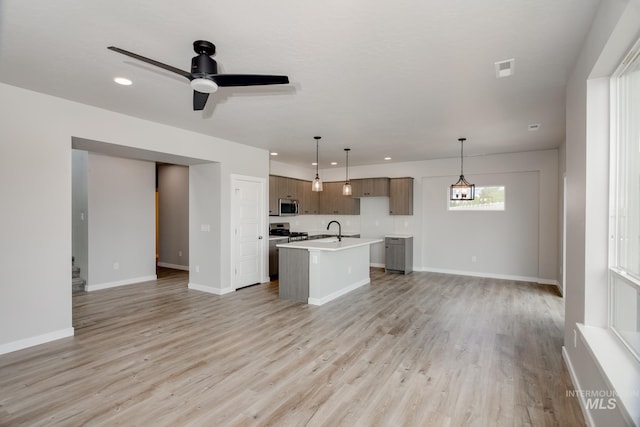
114 77 132 86
312 162 318 166
528 123 541 131
270 152 278 156
384 157 392 161
494 59 515 78
331 162 338 166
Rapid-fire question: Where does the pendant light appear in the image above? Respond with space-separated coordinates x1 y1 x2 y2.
450 137 475 200
312 136 323 192
342 148 352 196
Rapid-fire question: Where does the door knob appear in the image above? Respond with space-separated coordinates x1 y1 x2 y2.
258 236 263 240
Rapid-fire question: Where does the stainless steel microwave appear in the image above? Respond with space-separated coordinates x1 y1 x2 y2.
278 198 299 216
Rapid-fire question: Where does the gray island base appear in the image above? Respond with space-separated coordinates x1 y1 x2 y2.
277 237 383 305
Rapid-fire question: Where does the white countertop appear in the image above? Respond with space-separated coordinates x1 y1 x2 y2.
384 234 413 238
277 237 383 252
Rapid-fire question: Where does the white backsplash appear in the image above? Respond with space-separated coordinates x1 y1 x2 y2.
269 197 415 266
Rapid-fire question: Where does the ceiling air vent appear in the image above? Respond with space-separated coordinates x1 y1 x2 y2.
494 58 515 78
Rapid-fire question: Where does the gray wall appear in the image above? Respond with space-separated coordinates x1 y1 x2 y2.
0 81 269 355
87 153 156 289
72 150 89 284
564 0 640 425
158 164 189 269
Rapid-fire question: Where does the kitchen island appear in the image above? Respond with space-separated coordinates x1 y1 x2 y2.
277 237 383 305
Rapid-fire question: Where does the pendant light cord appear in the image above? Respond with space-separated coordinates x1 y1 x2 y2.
346 150 349 181
459 138 466 176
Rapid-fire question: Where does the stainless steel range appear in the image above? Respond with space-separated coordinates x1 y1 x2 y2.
269 223 308 278
269 222 308 242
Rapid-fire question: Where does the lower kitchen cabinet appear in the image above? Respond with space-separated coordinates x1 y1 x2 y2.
269 237 288 278
385 235 413 274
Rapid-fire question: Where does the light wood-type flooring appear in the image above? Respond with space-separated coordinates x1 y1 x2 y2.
0 268 585 426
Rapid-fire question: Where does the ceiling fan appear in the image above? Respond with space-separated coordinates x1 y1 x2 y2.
108 40 290 111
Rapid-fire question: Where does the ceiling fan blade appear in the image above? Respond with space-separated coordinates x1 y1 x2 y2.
108 46 192 79
212 74 289 87
193 91 209 111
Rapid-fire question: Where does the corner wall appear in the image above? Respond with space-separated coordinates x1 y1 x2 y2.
0 82 269 354
564 0 640 424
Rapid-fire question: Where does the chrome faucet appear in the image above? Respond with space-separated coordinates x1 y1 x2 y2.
327 220 342 242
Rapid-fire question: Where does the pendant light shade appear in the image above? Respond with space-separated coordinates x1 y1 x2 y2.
342 148 352 196
450 137 475 200
312 136 323 192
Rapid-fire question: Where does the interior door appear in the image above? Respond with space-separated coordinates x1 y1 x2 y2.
232 177 264 289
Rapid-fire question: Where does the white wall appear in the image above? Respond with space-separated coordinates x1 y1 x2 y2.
158 164 189 270
87 153 156 290
72 149 89 284
423 171 540 280
0 82 269 354
271 148 558 283
564 0 640 425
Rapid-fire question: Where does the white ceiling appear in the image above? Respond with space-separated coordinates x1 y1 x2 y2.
0 0 599 168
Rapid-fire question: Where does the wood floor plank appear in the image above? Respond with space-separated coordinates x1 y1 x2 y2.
0 268 586 426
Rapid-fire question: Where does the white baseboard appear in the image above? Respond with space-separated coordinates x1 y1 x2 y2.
419 267 559 285
370 262 385 268
157 262 189 271
188 282 234 295
563 346 596 427
308 278 370 306
0 327 74 355
87 275 157 292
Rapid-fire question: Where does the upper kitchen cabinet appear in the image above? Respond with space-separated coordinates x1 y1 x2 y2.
275 175 299 200
269 175 278 215
319 182 360 215
300 181 319 214
351 178 390 197
389 177 414 215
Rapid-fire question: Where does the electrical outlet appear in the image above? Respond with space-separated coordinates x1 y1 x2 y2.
573 329 577 348
196 265 200 273
472 255 477 263
178 250 182 257
113 262 119 270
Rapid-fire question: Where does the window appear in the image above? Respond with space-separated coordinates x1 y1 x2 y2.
610 39 640 361
448 185 505 211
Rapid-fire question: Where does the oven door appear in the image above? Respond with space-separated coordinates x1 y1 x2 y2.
279 199 299 216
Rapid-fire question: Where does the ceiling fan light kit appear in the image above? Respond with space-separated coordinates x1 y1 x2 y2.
108 40 289 111
450 137 475 201
190 78 218 94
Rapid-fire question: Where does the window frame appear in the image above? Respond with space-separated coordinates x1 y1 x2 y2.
608 37 640 362
447 185 506 211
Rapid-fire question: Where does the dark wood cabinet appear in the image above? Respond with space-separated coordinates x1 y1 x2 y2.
269 237 289 277
268 175 278 215
269 175 410 216
276 175 299 200
351 178 390 197
319 182 360 215
300 181 319 214
389 177 414 215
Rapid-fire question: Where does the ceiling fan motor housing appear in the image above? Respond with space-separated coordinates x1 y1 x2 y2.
191 54 217 77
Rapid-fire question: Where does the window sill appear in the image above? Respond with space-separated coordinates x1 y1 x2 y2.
578 324 640 426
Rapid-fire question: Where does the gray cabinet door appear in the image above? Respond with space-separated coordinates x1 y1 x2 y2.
385 236 413 274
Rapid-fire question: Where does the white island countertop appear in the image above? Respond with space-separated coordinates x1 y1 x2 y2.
277 237 382 252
